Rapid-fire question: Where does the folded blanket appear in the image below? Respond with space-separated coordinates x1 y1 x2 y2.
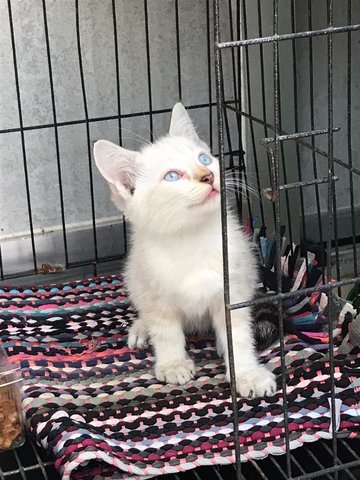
0 275 359 480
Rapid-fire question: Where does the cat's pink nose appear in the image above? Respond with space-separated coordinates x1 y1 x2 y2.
200 171 214 185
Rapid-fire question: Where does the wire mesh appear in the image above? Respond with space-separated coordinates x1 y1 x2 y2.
214 1 360 480
0 0 221 280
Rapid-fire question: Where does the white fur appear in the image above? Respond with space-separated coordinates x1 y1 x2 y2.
94 103 276 398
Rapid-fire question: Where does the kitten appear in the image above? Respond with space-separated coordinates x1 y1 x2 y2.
93 103 276 398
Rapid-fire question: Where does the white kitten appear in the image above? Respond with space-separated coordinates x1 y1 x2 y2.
93 103 276 398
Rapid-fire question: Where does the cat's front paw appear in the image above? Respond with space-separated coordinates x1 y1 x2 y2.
234 366 276 399
128 320 149 349
155 359 195 385
216 338 225 357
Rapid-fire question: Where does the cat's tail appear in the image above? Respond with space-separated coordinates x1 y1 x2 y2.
252 295 317 351
252 301 285 351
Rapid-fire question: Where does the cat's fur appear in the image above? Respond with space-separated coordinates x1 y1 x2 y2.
93 103 276 398
252 295 291 351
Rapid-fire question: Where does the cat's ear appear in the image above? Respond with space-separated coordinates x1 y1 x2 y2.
93 140 137 205
169 103 200 143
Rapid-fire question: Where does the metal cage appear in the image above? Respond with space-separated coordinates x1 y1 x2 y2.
214 1 360 479
0 1 359 479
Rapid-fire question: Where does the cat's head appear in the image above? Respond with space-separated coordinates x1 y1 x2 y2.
94 103 220 234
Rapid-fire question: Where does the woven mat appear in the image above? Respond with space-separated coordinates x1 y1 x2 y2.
0 275 359 480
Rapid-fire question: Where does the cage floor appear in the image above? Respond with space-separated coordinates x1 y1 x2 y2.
0 435 359 480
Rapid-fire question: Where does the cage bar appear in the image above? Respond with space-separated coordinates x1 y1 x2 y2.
7 0 38 274
206 0 213 152
42 0 69 269
271 2 291 475
230 276 360 311
217 24 360 49
111 0 128 255
143 0 154 142
225 0 244 219
325 1 339 476
290 0 308 269
0 102 222 136
263 175 339 198
256 0 275 227
214 1 243 478
347 0 357 277
75 0 98 267
262 127 340 144
174 0 182 101
306 0 326 279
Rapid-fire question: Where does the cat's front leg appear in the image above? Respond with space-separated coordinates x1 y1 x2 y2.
128 318 149 349
212 304 276 398
149 311 195 385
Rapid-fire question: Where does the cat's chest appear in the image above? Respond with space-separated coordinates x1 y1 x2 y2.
152 236 222 273
140 232 223 294
150 240 224 313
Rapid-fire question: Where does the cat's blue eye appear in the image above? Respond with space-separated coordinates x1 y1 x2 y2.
198 153 212 166
164 170 181 182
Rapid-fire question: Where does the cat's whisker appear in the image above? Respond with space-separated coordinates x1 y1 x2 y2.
118 127 152 146
225 181 259 198
226 188 249 199
225 186 254 202
140 117 157 144
225 167 261 178
224 170 258 182
119 136 153 146
226 185 259 198
225 172 263 190
225 169 259 178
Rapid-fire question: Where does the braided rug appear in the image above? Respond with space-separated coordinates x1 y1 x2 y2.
0 275 359 479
